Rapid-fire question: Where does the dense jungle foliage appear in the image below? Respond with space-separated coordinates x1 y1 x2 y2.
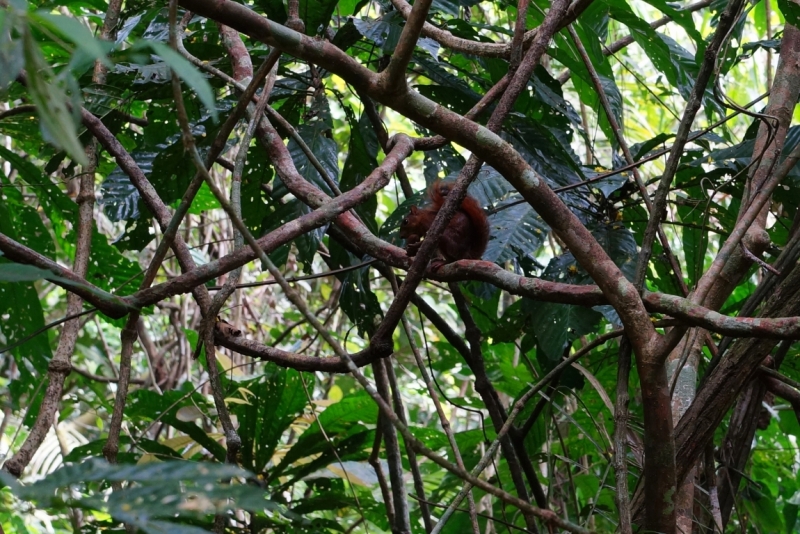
2 0 800 532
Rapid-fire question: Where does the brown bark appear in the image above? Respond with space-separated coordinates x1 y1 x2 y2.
716 380 769 526
674 260 800 495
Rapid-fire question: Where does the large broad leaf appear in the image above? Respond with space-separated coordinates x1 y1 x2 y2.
742 483 785 533
0 144 76 253
241 143 274 234
0 144 144 296
233 367 308 473
655 33 725 116
113 217 156 253
484 202 548 264
414 54 483 105
283 98 338 193
527 224 636 360
279 96 338 265
529 66 585 144
275 427 375 489
125 389 227 462
30 12 112 69
530 298 603 361
504 115 586 189
604 0 681 90
0 173 52 379
270 392 377 482
87 226 144 296
551 12 621 146
515 385 548 463
778 0 800 28
577 0 610 41
421 143 466 185
148 105 224 208
252 0 288 24
352 11 404 54
591 223 637 282
488 342 534 398
299 0 339 35
65 436 183 464
143 41 217 121
22 26 88 165
257 195 305 269
0 172 55 259
677 198 711 287
21 458 250 494
431 0 482 16
340 108 380 233
329 240 383 338
638 0 705 50
1 458 284 528
99 163 143 222
0 9 25 92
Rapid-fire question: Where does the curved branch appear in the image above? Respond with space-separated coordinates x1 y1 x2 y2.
6 227 800 345
0 232 135 318
177 0 659 367
389 0 591 59
216 258 800 374
127 135 414 308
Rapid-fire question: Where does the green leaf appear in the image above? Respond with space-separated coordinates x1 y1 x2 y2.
0 173 52 379
329 238 382 339
187 181 221 215
87 226 144 296
778 0 800 27
281 96 338 265
531 300 602 361
241 143 273 233
604 0 680 89
31 12 113 68
253 0 287 24
285 99 339 197
639 0 704 50
677 202 709 287
785 502 799 534
491 344 534 398
742 483 784 532
0 8 24 92
126 389 227 462
271 392 377 481
0 172 54 258
99 164 143 222
551 15 620 145
144 41 218 121
0 269 51 376
0 145 76 253
299 0 339 35
592 223 637 282
340 109 379 233
22 29 88 165
2 457 285 530
352 12 405 55
233 367 309 473
484 202 548 264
